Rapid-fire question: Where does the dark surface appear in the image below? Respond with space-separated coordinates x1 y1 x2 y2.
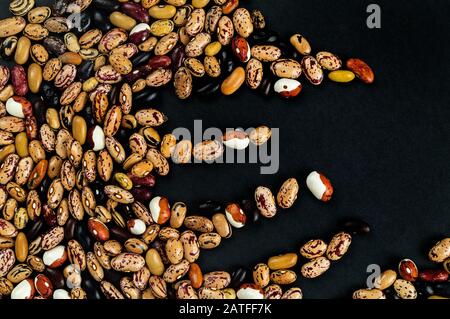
1 0 450 299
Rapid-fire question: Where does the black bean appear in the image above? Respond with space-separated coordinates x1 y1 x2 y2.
90 180 107 205
196 200 223 216
167 285 176 299
230 267 248 289
195 80 221 96
82 276 103 300
131 52 152 66
102 269 122 287
259 77 273 97
433 282 450 297
92 0 121 12
340 218 371 235
75 221 93 251
77 59 94 81
25 218 45 241
40 83 60 107
109 84 120 105
132 89 159 106
91 9 113 33
250 30 278 45
414 281 435 299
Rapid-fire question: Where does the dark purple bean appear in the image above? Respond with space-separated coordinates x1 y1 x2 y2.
241 199 259 223
129 187 152 202
414 281 435 299
109 225 131 242
45 268 65 290
123 64 152 83
28 94 47 126
64 218 77 240
170 44 185 72
121 3 150 23
81 105 97 127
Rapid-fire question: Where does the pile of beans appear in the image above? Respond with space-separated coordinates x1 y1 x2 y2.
237 230 355 299
0 0 375 300
353 238 450 299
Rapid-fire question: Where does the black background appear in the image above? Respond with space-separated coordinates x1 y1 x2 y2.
1 0 450 299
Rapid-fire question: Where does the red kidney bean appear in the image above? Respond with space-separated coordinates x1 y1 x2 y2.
11 65 28 96
25 115 38 140
419 269 449 283
121 3 150 23
232 36 251 62
148 55 172 69
127 173 156 187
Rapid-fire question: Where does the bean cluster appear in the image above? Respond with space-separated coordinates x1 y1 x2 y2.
352 238 450 299
0 0 375 299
